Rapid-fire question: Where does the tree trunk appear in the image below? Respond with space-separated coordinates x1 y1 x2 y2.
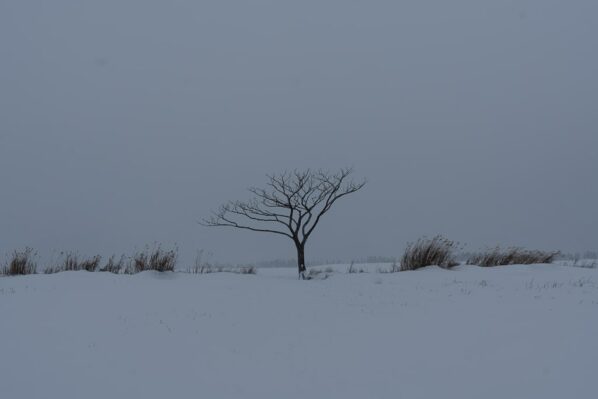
296 243 306 279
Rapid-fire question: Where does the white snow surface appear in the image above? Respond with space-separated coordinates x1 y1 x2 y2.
1 264 597 399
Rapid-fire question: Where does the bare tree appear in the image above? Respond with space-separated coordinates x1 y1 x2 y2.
201 168 366 279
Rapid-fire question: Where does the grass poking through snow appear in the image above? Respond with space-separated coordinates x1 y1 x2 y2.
1 248 37 276
467 247 559 267
400 235 460 271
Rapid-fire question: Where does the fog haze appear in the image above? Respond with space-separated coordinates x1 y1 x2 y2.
1 1 597 265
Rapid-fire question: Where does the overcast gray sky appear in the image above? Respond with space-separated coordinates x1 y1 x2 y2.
1 0 597 265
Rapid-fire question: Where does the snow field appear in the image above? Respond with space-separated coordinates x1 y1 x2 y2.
1 264 597 399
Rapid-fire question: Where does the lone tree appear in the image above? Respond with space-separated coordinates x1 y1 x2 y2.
201 168 366 279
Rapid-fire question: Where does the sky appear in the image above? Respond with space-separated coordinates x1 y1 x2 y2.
1 0 597 266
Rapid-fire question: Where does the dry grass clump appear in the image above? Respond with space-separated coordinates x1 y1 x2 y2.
130 245 177 273
45 252 102 273
1 247 37 276
78 254 102 272
100 255 128 274
187 250 255 274
400 235 460 271
188 264 256 274
467 247 559 267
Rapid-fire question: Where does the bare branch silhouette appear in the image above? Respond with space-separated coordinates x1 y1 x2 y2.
201 168 366 279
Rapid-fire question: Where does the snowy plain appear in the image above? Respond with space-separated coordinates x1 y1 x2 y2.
1 263 597 399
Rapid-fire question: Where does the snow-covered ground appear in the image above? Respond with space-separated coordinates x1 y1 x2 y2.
1 264 597 399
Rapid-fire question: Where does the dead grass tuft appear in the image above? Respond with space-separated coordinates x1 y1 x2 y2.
467 247 559 267
400 235 460 271
1 247 37 276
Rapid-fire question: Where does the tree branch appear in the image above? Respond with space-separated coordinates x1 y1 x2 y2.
201 168 366 251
